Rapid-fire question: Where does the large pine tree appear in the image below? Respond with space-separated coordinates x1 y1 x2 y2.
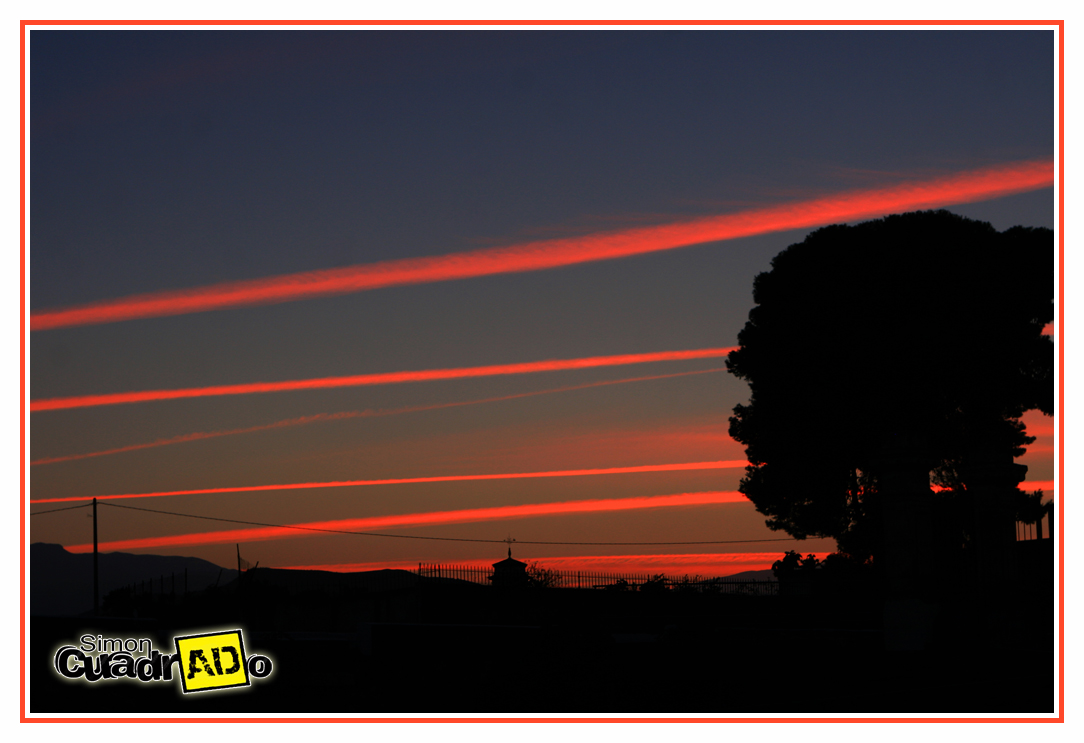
725 210 1053 561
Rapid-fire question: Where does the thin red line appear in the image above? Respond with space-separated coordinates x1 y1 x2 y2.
17 20 1065 25
28 348 736 412
31 460 745 505
19 20 26 724
28 367 727 467
19 716 1064 723
1057 19 1065 724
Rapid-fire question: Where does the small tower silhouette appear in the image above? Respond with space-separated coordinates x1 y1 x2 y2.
490 536 528 588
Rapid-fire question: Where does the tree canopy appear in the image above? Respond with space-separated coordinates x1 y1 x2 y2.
726 210 1053 561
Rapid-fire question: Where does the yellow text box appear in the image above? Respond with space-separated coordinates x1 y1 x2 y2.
174 630 250 693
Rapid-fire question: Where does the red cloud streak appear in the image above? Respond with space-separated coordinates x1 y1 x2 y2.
30 367 726 466
31 159 1053 331
30 347 735 413
65 491 750 552
31 459 747 504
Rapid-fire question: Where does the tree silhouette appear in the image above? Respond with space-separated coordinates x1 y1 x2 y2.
726 210 1053 562
525 561 561 588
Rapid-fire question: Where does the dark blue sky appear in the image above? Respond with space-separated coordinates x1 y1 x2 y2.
28 30 1055 572
32 31 1053 305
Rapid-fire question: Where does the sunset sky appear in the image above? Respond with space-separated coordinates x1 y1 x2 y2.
28 29 1056 577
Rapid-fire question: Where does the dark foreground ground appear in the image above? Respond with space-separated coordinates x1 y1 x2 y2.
30 568 1054 715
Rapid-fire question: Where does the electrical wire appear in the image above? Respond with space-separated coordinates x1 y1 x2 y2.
29 502 93 516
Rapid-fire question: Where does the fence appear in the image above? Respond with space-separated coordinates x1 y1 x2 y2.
416 563 777 595
417 564 493 586
1016 500 1055 541
1016 521 1041 541
126 571 190 597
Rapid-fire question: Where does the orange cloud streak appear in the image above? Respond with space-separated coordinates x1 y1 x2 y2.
1022 445 1055 454
65 491 749 553
31 459 747 504
30 367 726 466
31 159 1052 331
280 552 832 578
30 347 734 413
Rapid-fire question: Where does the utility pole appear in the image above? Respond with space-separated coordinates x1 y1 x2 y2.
92 497 99 616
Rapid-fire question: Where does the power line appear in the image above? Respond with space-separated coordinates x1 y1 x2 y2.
99 501 804 547
29 502 92 516
100 501 513 544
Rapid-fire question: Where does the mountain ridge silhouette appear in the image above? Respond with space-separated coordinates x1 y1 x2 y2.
30 542 238 616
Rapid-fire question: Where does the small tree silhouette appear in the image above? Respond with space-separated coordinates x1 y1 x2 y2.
671 574 707 593
639 574 669 593
1014 489 1048 524
772 551 821 578
525 561 561 588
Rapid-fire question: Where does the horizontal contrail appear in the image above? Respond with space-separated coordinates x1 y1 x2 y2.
65 491 750 552
30 367 726 466
281 552 834 577
31 159 1053 331
30 346 734 413
31 459 747 504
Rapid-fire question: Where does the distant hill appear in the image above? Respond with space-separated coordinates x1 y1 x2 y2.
30 543 237 616
237 567 426 595
722 569 776 582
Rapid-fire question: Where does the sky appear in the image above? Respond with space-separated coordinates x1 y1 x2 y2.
27 29 1056 577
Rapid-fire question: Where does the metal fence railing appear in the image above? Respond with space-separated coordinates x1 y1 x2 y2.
1016 501 1055 542
415 563 778 595
416 563 493 586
